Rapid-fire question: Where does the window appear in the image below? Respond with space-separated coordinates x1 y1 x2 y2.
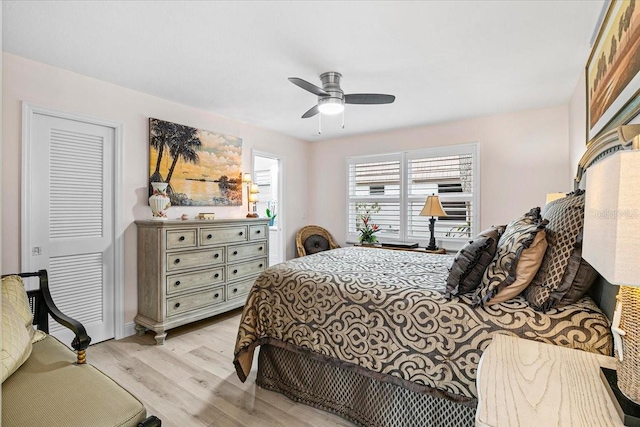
346 144 479 249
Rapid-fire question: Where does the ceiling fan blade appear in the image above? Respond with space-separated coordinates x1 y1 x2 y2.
302 105 319 119
344 94 396 105
289 77 330 97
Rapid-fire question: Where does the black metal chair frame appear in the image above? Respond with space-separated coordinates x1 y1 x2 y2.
2 269 161 427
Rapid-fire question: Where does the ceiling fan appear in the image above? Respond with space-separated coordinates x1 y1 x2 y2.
288 72 395 119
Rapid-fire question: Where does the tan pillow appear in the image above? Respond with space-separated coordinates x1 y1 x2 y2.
2 275 46 343
2 298 33 382
489 230 548 304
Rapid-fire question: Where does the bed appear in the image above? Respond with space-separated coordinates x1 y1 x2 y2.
233 126 631 427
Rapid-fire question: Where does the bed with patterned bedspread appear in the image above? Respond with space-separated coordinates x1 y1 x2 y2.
233 247 611 423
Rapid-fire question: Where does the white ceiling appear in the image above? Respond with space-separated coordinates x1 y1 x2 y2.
2 1 605 142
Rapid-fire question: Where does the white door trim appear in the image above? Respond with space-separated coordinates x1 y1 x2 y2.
252 149 286 263
21 102 126 339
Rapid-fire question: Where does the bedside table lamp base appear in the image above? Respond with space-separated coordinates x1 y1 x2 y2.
601 368 640 427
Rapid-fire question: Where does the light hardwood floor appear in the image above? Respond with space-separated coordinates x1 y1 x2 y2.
91 309 356 427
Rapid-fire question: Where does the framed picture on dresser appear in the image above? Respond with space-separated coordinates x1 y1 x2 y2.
586 0 640 142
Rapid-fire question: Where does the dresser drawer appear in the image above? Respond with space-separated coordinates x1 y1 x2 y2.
226 279 254 300
200 226 248 246
228 241 267 262
166 248 224 272
166 286 225 317
249 224 268 241
227 258 267 280
166 267 224 295
166 229 197 250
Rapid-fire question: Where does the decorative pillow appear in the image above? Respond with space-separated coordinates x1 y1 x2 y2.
525 191 586 311
546 237 599 307
445 225 506 298
486 230 548 304
473 210 548 306
2 276 35 340
304 234 330 255
2 298 33 383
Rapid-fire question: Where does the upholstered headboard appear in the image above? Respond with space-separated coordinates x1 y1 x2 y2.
576 124 640 320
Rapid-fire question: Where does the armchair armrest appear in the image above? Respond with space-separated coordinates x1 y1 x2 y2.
4 270 91 364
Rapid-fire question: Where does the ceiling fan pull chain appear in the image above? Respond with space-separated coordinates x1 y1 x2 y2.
318 113 322 134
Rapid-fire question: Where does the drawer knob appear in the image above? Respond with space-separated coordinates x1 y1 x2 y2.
259 263 263 268
214 293 220 299
214 253 219 259
256 230 261 234
233 288 238 293
179 236 185 242
174 303 181 309
207 234 212 239
239 231 244 236
174 258 181 264
214 273 219 278
233 250 238 255
233 269 238 274
175 281 181 286
258 246 263 251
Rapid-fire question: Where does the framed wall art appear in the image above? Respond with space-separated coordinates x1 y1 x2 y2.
586 0 640 142
149 118 243 206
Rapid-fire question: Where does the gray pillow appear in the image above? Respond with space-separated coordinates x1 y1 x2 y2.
445 225 505 298
304 234 330 254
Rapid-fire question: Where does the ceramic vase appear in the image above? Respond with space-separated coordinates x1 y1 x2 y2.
149 182 171 220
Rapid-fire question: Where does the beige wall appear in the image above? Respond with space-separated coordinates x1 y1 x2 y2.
308 105 571 245
568 73 587 186
2 52 310 326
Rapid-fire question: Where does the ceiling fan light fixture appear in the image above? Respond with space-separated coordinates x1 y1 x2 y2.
317 98 345 115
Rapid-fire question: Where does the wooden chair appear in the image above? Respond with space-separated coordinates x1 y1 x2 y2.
296 225 340 257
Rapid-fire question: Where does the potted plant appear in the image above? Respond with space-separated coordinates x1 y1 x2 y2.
356 202 381 245
266 208 277 226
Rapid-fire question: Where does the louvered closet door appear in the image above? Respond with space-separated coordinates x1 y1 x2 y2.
29 113 115 345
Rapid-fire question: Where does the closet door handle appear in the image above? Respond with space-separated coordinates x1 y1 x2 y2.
174 303 181 309
174 258 181 264
175 281 181 287
214 253 219 259
179 236 185 242
214 273 219 279
233 288 238 294
233 269 238 274
233 250 238 255
214 293 220 299
256 230 261 234
239 231 244 236
259 263 263 268
207 234 213 239
258 246 263 251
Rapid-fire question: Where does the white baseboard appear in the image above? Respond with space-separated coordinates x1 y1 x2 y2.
123 321 137 338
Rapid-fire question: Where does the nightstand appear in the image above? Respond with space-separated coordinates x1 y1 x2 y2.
475 334 622 427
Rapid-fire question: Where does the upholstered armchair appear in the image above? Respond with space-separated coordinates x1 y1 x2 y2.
296 225 340 257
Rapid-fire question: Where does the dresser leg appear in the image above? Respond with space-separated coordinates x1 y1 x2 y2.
135 324 147 337
154 331 167 345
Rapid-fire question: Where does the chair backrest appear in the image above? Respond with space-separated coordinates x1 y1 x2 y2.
295 225 340 257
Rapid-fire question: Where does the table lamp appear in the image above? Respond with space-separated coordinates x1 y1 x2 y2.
242 173 253 218
583 149 640 422
247 183 259 218
419 194 447 251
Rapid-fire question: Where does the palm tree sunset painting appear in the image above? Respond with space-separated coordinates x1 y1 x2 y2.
149 118 243 206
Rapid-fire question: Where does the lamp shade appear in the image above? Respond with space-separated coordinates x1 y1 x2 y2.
242 173 252 183
545 192 566 205
248 193 259 203
583 150 640 287
250 183 259 194
419 195 447 217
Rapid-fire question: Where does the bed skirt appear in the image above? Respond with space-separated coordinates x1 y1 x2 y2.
256 345 476 427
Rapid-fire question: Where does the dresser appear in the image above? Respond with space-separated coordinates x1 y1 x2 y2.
135 218 269 344
475 334 622 427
